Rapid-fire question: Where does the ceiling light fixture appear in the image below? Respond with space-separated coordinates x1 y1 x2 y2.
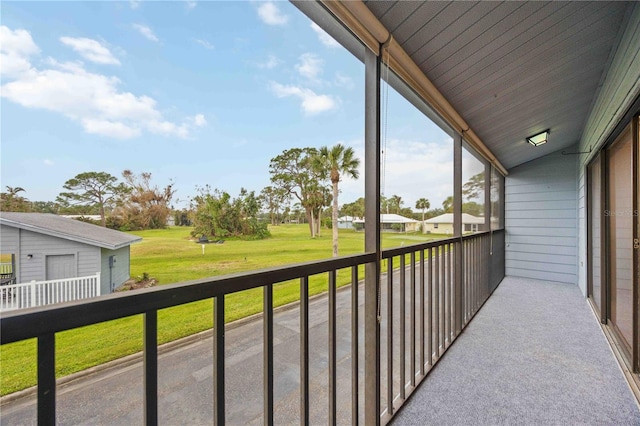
526 129 550 147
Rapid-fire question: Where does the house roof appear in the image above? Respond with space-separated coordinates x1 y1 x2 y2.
425 213 484 225
0 212 142 250
353 214 418 224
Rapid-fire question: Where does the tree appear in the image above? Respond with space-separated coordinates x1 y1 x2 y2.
269 147 328 238
340 197 365 219
380 195 388 214
5 186 25 197
57 172 128 226
462 201 484 217
442 196 453 213
463 172 485 201
399 207 415 219
30 201 60 214
292 203 305 224
173 208 192 226
313 144 360 257
191 186 269 239
388 194 403 214
0 186 30 212
259 186 289 226
415 198 430 222
425 207 445 219
306 182 331 237
115 170 175 230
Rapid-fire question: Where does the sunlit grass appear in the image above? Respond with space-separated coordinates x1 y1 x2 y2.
0 224 448 395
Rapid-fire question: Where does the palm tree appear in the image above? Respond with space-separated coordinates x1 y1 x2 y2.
5 186 25 196
389 194 403 214
314 144 360 257
442 196 454 213
415 198 430 222
1 186 28 212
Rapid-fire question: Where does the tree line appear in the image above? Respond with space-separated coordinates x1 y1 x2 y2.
1 146 485 256
1 171 176 231
0 144 361 255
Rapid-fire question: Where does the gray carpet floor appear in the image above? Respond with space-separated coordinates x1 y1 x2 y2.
392 276 640 425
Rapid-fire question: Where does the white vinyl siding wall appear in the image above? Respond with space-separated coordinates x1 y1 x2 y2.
0 225 101 285
100 247 132 294
18 230 100 284
505 151 578 284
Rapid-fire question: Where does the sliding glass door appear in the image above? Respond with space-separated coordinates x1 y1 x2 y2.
607 125 634 353
588 114 639 369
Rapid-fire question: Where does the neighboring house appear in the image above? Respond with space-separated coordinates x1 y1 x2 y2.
61 214 102 222
337 216 359 229
423 213 485 234
0 212 141 294
353 213 419 232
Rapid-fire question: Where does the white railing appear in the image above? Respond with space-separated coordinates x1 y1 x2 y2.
0 262 13 275
0 272 100 312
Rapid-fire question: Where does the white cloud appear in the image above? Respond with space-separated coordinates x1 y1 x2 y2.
339 137 455 207
194 38 214 50
269 82 337 115
334 72 354 89
0 26 40 78
310 22 340 48
82 118 141 139
382 138 454 206
257 54 280 69
256 2 288 26
147 120 189 139
185 0 197 11
129 0 141 9
1 26 206 140
43 159 54 166
60 36 120 65
193 114 207 127
295 53 323 80
133 24 158 42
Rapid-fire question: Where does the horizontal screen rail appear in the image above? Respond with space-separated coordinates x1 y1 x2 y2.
382 229 502 259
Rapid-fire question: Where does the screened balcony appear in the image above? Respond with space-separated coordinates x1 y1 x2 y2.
2 1 640 425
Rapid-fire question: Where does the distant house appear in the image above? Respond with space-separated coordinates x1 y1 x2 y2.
353 214 419 232
61 214 102 222
337 216 359 229
0 213 141 294
423 213 484 234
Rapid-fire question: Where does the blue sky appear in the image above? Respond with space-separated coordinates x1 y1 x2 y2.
1 1 476 211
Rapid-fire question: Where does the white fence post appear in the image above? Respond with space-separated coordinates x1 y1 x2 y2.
30 280 36 308
95 272 101 297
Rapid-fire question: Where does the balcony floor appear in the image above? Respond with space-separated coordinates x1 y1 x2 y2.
392 276 640 425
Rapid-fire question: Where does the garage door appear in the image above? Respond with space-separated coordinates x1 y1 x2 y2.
46 254 76 280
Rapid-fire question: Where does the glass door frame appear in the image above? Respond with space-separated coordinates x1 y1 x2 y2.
633 114 639 372
587 110 639 372
587 153 606 323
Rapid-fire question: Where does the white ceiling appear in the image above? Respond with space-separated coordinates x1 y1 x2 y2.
363 1 630 169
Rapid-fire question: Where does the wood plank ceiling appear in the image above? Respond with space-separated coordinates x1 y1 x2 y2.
363 1 629 169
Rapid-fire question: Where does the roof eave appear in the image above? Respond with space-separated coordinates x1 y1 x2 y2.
0 218 141 250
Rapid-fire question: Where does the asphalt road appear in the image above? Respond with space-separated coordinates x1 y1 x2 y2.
1 259 448 425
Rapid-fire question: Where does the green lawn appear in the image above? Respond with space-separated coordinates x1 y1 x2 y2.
0 225 447 396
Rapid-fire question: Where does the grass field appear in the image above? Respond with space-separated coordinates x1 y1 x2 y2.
0 225 447 396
